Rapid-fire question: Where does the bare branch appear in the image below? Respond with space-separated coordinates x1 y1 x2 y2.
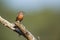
0 16 37 40
0 16 15 30
15 22 37 40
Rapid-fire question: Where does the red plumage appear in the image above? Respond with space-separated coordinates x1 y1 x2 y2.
16 11 24 22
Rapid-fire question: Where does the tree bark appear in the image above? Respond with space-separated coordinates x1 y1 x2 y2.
0 16 37 40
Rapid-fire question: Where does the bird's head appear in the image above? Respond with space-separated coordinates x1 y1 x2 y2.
18 11 24 16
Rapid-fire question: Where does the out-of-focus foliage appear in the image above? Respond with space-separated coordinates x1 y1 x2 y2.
0 0 60 40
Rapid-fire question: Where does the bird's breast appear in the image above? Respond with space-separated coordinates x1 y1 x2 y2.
18 15 23 20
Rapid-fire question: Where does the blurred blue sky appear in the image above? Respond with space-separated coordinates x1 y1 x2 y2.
1 0 60 11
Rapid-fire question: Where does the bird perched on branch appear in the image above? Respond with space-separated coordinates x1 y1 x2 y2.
16 11 24 22
14 11 24 35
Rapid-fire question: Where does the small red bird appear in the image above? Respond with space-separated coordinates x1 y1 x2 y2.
16 11 24 22
15 11 24 35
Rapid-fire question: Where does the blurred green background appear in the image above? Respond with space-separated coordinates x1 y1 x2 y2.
0 0 60 40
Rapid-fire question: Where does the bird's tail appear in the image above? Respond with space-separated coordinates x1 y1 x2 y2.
14 26 23 35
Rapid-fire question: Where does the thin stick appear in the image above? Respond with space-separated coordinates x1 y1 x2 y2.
15 22 37 40
0 16 37 40
0 16 15 30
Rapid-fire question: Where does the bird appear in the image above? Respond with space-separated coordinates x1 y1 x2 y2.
16 11 24 22
14 11 24 35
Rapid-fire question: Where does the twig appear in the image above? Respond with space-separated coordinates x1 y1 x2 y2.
15 22 37 40
0 16 15 30
0 16 37 40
